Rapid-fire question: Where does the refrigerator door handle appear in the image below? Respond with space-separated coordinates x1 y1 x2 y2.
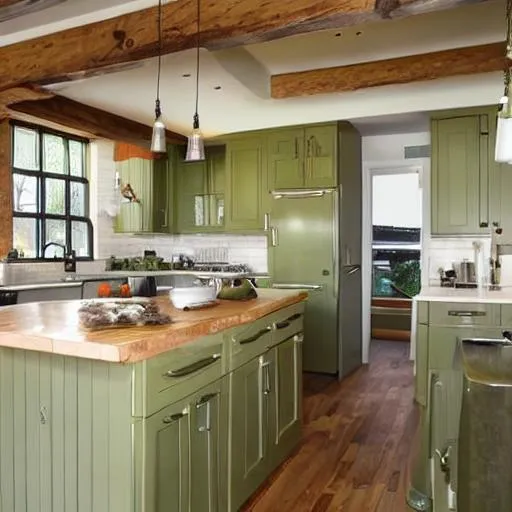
271 283 323 290
344 264 361 276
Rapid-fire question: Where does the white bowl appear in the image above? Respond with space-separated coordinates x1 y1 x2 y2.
169 286 217 309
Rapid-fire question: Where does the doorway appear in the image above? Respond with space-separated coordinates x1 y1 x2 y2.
362 163 427 363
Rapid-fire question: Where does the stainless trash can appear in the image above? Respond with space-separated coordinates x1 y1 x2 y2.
458 336 512 512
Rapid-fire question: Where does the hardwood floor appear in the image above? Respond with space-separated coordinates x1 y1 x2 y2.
243 340 418 512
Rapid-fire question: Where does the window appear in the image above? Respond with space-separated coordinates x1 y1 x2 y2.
371 171 422 298
11 123 93 260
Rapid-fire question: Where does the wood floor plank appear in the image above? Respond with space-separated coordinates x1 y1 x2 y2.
243 340 416 512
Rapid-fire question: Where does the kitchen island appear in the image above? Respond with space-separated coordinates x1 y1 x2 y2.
409 286 512 512
0 289 307 512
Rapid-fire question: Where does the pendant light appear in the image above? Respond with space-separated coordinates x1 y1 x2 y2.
495 0 512 163
185 0 205 162
151 0 167 153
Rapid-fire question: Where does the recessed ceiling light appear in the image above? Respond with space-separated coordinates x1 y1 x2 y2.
182 73 191 78
214 85 222 90
335 32 342 37
356 31 363 36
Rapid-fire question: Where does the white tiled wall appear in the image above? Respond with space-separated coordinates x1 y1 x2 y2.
90 140 268 272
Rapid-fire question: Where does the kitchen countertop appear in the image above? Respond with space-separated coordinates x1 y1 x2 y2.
415 285 512 304
0 271 271 292
0 289 307 363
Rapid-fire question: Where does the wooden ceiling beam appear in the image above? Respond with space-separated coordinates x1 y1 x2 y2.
5 92 186 145
270 42 508 99
0 0 487 91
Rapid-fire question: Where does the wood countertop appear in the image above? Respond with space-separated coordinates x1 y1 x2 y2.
0 289 307 363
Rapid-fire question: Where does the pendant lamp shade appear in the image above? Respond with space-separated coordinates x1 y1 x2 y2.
151 114 167 153
496 96 512 163
185 113 205 162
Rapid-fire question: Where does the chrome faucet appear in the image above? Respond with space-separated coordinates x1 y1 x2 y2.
42 241 66 258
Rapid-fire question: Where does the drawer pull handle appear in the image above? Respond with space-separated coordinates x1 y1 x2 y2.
448 311 486 317
274 313 303 329
165 353 221 378
238 327 272 345
163 411 188 424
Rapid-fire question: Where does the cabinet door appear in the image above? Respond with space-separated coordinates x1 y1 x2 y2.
229 353 271 511
225 137 266 231
270 334 302 471
304 125 337 188
267 129 305 189
415 324 428 406
431 116 483 235
430 370 462 512
206 146 226 229
190 378 228 512
175 156 207 232
153 157 170 233
115 158 154 233
143 398 190 512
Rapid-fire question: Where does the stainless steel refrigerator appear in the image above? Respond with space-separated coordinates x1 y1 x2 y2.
267 186 362 377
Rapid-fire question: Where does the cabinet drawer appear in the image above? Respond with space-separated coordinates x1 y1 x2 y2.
224 318 273 372
134 333 225 417
269 302 305 346
429 302 499 326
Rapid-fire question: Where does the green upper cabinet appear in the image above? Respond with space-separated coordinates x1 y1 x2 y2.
174 146 225 233
267 124 337 190
225 135 268 231
305 125 337 188
115 158 154 233
115 154 172 234
268 129 304 189
431 110 492 236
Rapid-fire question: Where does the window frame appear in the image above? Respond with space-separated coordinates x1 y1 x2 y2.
10 120 94 262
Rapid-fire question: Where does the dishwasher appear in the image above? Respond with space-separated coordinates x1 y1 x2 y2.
458 334 512 512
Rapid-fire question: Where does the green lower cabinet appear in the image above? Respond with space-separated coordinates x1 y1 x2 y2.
141 376 228 512
228 351 274 511
141 397 190 512
270 334 302 471
430 369 463 512
415 324 428 406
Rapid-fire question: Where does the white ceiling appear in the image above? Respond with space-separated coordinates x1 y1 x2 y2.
18 0 511 136
0 0 176 44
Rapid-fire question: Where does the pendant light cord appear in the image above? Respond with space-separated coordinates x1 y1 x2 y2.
193 0 201 129
155 0 163 118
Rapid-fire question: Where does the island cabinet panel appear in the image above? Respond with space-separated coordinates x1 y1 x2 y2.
133 332 225 418
0 349 134 512
270 333 303 471
225 136 267 231
228 350 276 512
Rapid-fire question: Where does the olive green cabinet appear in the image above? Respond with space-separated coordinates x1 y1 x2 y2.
115 157 155 233
225 136 268 231
153 157 171 233
141 395 190 512
268 124 337 190
270 333 303 470
229 350 275 511
175 146 225 233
